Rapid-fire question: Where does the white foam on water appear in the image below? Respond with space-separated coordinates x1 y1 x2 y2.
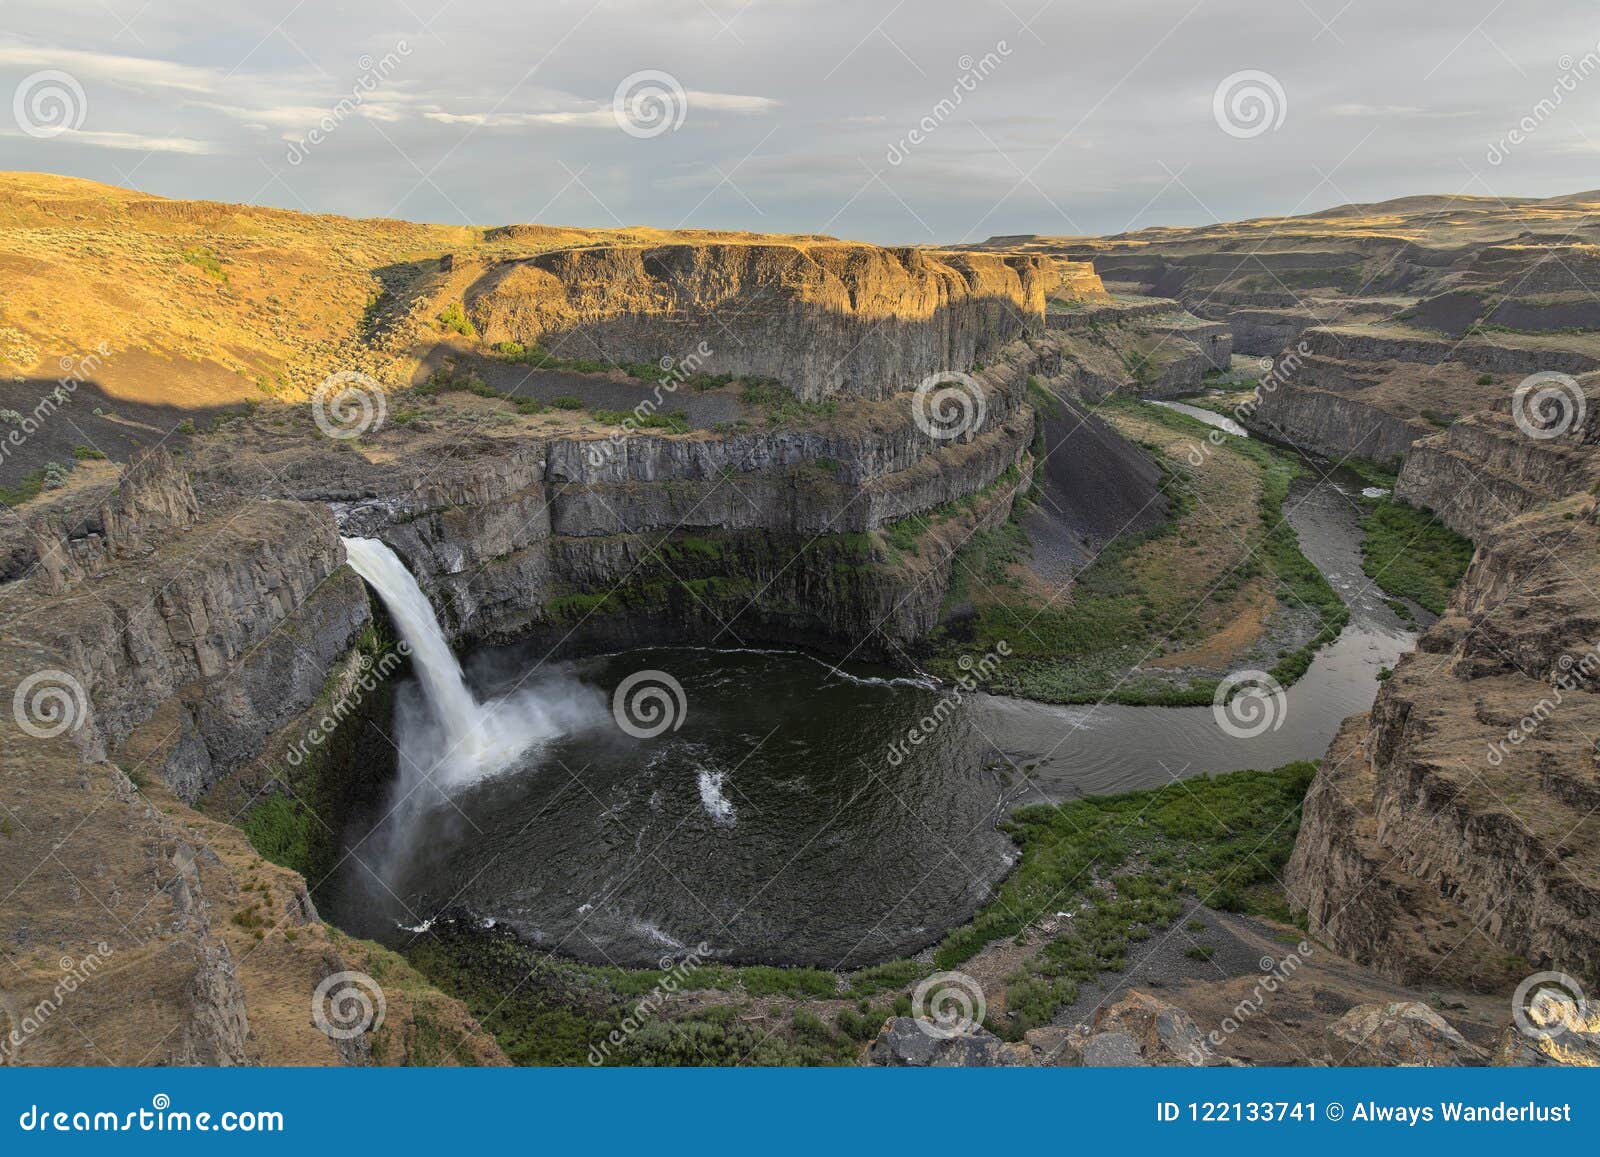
696 767 737 826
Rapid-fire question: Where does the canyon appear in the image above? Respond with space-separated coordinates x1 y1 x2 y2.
1 175 1597 1067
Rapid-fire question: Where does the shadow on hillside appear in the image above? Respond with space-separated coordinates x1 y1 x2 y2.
0 376 240 493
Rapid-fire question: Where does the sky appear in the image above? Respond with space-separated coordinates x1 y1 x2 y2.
0 0 1596 243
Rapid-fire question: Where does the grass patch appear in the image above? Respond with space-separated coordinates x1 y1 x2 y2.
180 246 227 282
741 382 837 427
938 761 1316 1037
1360 495 1473 614
0 469 46 507
923 398 1348 704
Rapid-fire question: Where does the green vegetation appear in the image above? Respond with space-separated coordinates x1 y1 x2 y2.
740 381 837 427
549 395 586 410
72 444 107 460
592 408 690 432
939 761 1315 1037
0 468 46 506
437 301 476 337
1360 493 1474 614
923 398 1347 705
238 616 406 881
180 246 227 281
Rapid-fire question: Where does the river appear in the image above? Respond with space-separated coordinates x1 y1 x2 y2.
324 417 1414 968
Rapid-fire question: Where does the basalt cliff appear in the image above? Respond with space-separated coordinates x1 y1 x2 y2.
1 174 1197 1064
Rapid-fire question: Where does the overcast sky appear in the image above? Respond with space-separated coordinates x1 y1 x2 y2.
0 0 1596 243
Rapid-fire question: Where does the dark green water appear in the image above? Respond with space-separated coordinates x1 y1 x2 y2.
327 463 1412 968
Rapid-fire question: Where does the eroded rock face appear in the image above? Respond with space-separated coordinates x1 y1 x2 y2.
1287 497 1600 990
467 243 1103 402
1395 379 1600 540
1327 1002 1482 1066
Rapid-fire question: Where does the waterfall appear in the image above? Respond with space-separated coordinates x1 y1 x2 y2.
341 536 568 787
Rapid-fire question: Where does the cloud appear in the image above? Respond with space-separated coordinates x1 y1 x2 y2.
5 128 217 154
1329 103 1478 120
422 91 777 130
0 38 221 94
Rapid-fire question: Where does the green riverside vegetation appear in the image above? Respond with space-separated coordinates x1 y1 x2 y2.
920 397 1348 705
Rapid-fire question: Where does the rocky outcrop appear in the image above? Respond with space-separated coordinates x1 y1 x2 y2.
467 243 1103 402
1395 381 1600 539
1326 1002 1484 1066
869 992 1232 1067
866 1017 1029 1066
1287 496 1600 989
1044 298 1232 399
0 451 504 1066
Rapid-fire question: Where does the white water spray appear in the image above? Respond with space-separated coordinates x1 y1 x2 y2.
341 536 569 787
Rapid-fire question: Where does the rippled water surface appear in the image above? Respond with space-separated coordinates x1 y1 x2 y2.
327 456 1411 966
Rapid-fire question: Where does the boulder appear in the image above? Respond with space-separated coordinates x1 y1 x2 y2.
866 1017 1028 1067
1326 1002 1482 1066
1493 992 1600 1067
1094 990 1217 1066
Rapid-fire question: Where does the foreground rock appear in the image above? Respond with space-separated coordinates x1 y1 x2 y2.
1327 1002 1483 1066
866 1018 1029 1066
870 992 1236 1067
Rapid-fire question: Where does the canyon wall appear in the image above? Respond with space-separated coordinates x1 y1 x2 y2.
465 244 1102 402
1286 496 1600 990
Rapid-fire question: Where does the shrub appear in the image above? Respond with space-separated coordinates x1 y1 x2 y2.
437 301 476 337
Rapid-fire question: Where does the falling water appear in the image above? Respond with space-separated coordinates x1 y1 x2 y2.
340 536 567 786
